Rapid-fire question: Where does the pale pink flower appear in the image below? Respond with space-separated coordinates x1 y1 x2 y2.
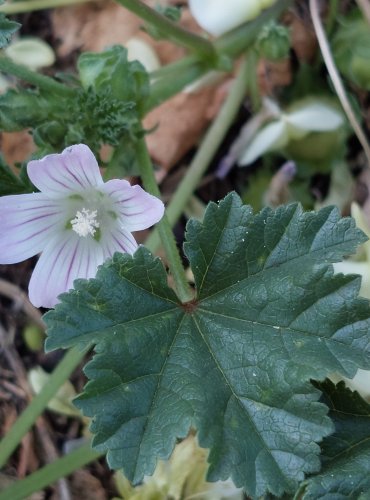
0 144 164 308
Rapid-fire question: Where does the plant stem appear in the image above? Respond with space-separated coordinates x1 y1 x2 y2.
135 138 193 302
0 57 74 96
146 57 250 252
309 0 370 167
0 0 90 14
0 442 102 500
115 0 218 62
147 56 207 111
215 0 292 57
146 0 292 111
0 347 85 468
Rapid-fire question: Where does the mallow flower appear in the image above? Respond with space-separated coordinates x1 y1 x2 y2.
0 144 164 308
189 0 276 37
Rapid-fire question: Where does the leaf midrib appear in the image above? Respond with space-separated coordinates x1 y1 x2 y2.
191 314 293 489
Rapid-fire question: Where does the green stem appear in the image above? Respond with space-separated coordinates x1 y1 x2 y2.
0 347 85 468
146 0 292 111
115 0 217 62
0 57 74 96
147 56 207 112
215 0 292 57
146 57 250 252
0 0 90 14
0 442 102 500
135 138 193 303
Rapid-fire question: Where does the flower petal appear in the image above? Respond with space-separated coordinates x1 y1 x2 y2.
238 120 288 166
0 193 64 264
189 0 262 36
102 179 164 232
27 144 103 198
286 102 344 133
102 226 138 259
28 232 105 308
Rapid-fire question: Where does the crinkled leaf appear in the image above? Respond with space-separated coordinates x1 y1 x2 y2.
0 7 20 48
77 45 149 114
300 380 370 499
0 89 50 131
45 193 370 498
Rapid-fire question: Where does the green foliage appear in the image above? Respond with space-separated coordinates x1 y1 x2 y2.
0 155 33 195
77 45 149 115
300 380 370 498
154 5 182 23
145 5 182 39
332 12 370 90
0 2 20 48
0 46 149 165
255 21 291 61
45 193 370 498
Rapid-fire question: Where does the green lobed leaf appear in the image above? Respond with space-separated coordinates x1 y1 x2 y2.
45 193 370 498
77 45 150 115
299 380 370 499
0 5 20 49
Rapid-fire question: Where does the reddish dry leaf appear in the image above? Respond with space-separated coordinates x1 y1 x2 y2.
0 131 36 169
257 58 292 95
287 11 318 63
144 80 229 170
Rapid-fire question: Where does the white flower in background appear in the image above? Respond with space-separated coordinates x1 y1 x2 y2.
189 0 276 36
238 98 344 166
0 144 164 308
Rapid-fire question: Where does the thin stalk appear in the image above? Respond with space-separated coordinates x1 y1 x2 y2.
0 442 102 500
0 0 90 14
215 0 292 57
135 138 193 302
0 57 74 96
0 347 85 468
146 0 292 111
146 57 250 252
326 0 339 35
146 56 207 111
115 0 217 62
309 0 370 167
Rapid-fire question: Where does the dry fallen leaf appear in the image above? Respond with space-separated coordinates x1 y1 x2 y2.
0 131 36 169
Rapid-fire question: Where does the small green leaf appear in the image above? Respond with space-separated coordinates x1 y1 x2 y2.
45 194 370 498
0 88 50 131
0 7 20 48
300 380 370 499
77 45 149 113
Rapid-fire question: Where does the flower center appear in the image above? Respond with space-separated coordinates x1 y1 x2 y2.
71 208 100 237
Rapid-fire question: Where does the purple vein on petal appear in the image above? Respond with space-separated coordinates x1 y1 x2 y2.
63 158 85 188
65 241 79 289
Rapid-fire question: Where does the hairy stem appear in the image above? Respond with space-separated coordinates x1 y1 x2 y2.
0 0 90 14
0 347 85 467
146 0 292 110
115 0 218 61
135 138 193 302
0 57 74 96
0 442 101 500
146 57 250 252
